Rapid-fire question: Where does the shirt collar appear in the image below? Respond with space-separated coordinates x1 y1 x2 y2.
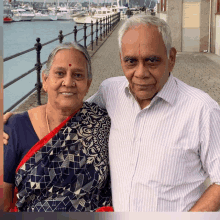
124 73 178 106
156 73 178 106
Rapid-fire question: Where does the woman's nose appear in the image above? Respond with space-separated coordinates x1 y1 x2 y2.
63 75 74 87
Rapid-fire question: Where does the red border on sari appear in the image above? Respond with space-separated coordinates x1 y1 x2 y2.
10 109 79 212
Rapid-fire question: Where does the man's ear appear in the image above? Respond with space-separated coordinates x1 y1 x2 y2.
42 71 48 92
168 47 177 72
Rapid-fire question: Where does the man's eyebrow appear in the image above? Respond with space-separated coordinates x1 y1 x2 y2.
123 56 137 60
145 56 161 61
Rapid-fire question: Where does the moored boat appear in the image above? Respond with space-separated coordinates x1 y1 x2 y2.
11 8 35 21
3 16 13 23
33 9 57 21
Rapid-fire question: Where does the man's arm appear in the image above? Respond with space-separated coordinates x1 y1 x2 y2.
3 112 14 145
189 183 220 212
86 83 107 109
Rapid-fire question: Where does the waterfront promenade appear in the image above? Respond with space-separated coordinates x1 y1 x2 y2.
13 17 220 113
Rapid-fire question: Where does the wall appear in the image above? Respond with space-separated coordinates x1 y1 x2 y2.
215 15 220 55
167 0 183 52
200 0 210 52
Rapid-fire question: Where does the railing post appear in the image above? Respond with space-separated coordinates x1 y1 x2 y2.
105 16 107 36
100 18 102 41
34 38 42 105
96 20 98 46
107 16 109 33
83 23 87 48
110 15 112 31
74 25 77 42
103 17 105 38
109 16 110 32
91 20 94 51
58 30 64 43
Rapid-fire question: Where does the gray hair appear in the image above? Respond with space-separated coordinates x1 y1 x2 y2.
118 15 172 58
44 42 92 79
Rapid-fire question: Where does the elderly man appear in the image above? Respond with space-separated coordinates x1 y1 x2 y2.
87 15 220 211
3 15 220 212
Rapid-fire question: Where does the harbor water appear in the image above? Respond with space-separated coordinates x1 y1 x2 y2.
3 20 93 112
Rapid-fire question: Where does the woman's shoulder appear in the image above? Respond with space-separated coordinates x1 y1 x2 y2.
5 111 29 128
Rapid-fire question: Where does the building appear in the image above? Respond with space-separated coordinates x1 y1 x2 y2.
156 0 220 56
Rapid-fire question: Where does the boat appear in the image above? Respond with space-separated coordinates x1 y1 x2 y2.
3 7 13 23
33 9 57 21
3 16 13 23
74 15 99 24
56 7 72 20
73 7 117 24
11 8 35 21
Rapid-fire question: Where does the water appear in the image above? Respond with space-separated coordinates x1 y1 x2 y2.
3 20 93 112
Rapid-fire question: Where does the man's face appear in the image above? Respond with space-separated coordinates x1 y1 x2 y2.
120 24 176 108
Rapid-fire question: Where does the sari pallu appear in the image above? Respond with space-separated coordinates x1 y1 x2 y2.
12 102 112 212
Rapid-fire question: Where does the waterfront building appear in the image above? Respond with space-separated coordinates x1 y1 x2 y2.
156 0 220 56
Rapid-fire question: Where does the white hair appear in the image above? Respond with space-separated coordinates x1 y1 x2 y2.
118 15 172 58
44 42 92 79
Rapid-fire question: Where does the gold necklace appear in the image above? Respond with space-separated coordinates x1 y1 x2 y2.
45 109 51 133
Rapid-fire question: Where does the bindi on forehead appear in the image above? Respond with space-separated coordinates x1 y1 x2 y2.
69 64 72 67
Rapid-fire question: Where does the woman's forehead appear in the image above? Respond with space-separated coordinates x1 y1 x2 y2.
52 49 87 66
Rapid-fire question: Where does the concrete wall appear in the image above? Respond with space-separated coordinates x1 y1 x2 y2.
182 1 201 52
167 0 183 52
210 0 217 53
215 15 220 55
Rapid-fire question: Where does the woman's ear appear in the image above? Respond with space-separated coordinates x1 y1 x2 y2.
42 71 48 92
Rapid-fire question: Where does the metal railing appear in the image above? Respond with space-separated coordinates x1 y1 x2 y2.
3 12 120 113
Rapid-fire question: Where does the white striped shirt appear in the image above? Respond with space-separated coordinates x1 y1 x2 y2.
87 74 220 211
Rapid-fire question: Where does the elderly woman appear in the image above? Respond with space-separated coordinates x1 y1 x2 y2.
3 42 112 212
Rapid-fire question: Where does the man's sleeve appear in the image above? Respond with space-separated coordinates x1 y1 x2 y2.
200 105 220 185
86 83 107 109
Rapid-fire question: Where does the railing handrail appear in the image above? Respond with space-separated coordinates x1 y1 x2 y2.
3 12 121 114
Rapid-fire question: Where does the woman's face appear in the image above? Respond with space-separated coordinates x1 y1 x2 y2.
43 48 91 112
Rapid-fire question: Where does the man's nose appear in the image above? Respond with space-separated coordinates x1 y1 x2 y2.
134 62 150 78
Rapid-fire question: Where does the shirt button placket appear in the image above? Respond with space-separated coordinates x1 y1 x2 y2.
129 112 143 211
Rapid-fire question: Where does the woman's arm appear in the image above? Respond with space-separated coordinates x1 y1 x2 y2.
3 182 14 212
